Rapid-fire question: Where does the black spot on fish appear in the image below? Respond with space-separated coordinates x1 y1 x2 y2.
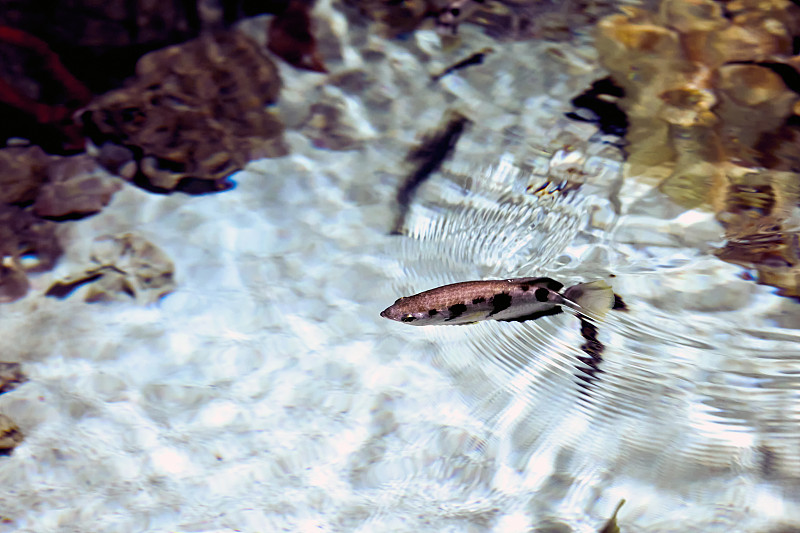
401 315 416 322
488 292 512 316
447 303 468 321
428 309 438 316
534 287 549 302
472 297 486 304
499 306 562 322
612 294 627 311
519 284 530 292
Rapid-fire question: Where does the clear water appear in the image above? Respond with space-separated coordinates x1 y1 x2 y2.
387 152 800 531
0 3 799 532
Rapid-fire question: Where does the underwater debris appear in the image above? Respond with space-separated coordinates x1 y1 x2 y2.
392 110 470 234
594 0 800 296
0 363 27 395
599 499 626 533
82 30 288 193
0 414 22 456
47 233 175 304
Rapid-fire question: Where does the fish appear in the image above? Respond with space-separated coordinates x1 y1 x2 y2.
381 277 614 326
435 0 483 35
431 47 493 82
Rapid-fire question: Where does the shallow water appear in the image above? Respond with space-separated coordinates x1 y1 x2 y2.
388 158 800 530
1 2 799 532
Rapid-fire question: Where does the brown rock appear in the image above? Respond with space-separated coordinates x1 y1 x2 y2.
0 362 27 395
594 0 800 296
0 259 29 304
0 146 51 205
0 414 22 456
33 154 123 219
268 0 328 73
0 205 62 274
47 233 175 304
302 101 366 151
82 30 287 193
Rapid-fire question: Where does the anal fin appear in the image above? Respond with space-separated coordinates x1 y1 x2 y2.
498 306 563 323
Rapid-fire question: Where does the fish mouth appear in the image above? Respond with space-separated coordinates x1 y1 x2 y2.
380 307 390 319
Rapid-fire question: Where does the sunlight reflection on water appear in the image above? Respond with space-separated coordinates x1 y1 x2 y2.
382 152 800 530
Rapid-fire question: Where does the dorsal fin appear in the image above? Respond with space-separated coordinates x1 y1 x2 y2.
509 277 564 291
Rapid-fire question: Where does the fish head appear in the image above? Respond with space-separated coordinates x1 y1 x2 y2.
380 296 439 325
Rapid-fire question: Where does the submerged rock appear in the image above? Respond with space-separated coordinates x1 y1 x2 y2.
0 146 123 302
47 233 175 304
268 0 328 73
594 0 800 297
33 154 122 219
0 362 27 396
0 146 51 205
0 205 62 302
0 414 22 456
348 0 632 40
82 30 288 193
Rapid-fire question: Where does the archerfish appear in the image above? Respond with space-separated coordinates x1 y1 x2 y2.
381 277 614 326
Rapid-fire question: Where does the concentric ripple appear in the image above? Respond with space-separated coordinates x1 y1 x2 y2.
384 156 800 529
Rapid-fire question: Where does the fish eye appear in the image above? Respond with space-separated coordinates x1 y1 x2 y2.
401 315 416 323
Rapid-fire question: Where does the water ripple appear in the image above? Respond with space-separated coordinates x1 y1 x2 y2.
384 157 800 522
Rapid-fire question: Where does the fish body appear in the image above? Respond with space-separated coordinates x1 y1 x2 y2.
381 277 613 326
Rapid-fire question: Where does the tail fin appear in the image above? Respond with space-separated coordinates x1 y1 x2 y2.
562 280 614 319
